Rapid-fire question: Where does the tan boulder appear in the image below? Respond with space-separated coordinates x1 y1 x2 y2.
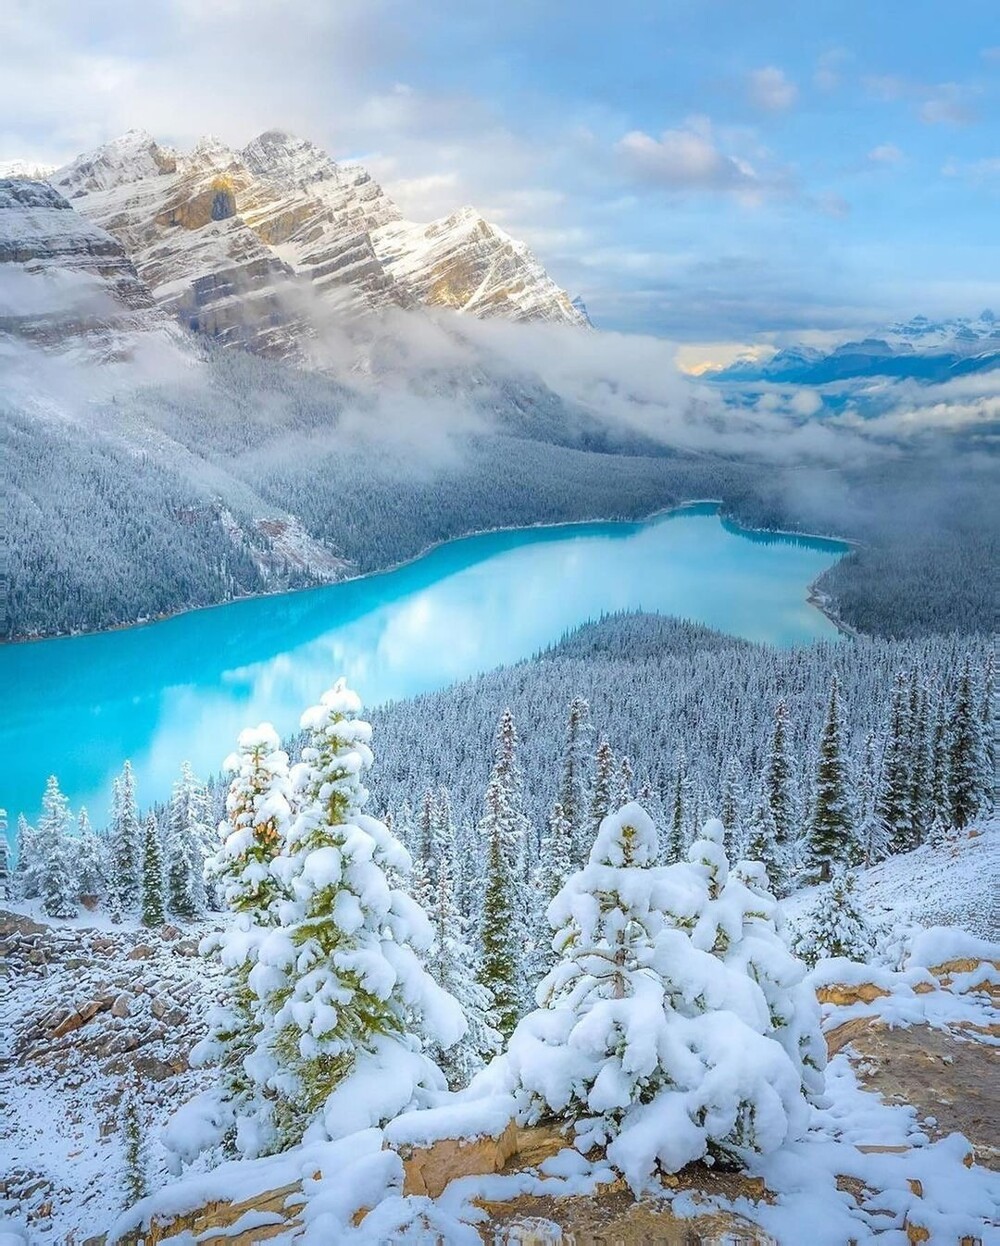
399 1119 520 1198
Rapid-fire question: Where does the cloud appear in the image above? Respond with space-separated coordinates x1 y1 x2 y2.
919 86 977 126
868 143 904 166
747 67 798 112
941 156 1000 185
616 119 758 193
813 48 850 92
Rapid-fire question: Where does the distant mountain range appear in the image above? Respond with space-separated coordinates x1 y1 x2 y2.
1 128 588 362
714 312 1000 385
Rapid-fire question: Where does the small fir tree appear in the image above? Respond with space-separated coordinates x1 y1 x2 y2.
120 1081 148 1208
793 870 878 967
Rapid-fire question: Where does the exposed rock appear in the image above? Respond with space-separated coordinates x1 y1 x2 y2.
125 944 155 961
398 1119 520 1198
815 981 890 1006
110 994 130 1019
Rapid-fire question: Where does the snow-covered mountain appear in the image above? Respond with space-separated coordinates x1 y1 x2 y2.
0 178 164 355
716 311 1000 385
46 129 587 357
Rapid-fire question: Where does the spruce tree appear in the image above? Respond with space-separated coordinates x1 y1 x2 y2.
426 833 500 1087
802 678 856 883
560 696 592 856
744 794 789 895
664 750 689 863
765 699 795 854
948 658 988 830
243 680 463 1154
140 814 165 928
719 754 746 859
75 808 105 902
587 737 616 852
36 775 78 919
165 764 209 921
503 805 823 1190
877 670 914 853
107 763 141 916
478 775 522 1039
906 677 933 844
526 801 575 989
193 724 293 1156
612 755 635 809
14 814 38 899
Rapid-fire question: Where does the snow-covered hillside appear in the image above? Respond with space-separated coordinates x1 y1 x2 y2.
785 818 1000 939
45 128 587 357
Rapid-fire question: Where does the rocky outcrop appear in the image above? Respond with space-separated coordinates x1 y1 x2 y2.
46 128 586 357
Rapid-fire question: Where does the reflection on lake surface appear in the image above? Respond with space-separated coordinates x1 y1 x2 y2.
1 504 847 825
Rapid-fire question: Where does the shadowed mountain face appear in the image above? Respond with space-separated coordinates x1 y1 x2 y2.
46 128 587 358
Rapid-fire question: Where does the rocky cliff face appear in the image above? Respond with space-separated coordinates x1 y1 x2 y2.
47 128 587 357
0 177 162 354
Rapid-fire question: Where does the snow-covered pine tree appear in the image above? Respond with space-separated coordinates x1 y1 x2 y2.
165 763 210 921
906 677 933 844
190 724 294 1158
851 732 886 867
947 658 988 829
75 808 105 902
612 755 635 809
107 763 141 917
793 869 878 967
239 679 463 1155
719 754 746 859
36 775 78 919
664 749 689 863
14 815 39 900
587 737 616 852
426 828 500 1088
560 696 592 858
477 774 522 1039
499 803 822 1191
743 793 789 895
802 678 856 883
525 801 575 989
140 813 165 928
877 670 914 853
765 699 795 855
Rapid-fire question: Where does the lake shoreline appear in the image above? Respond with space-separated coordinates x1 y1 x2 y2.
2 499 853 647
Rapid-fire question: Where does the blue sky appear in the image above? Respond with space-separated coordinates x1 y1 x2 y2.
2 0 998 345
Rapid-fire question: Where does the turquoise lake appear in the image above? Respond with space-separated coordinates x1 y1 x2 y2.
2 504 847 827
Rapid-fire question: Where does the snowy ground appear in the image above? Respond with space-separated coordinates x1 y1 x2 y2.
0 911 221 1245
1 826 997 1244
784 817 1000 939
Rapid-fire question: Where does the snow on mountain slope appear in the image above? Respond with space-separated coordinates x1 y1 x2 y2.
0 178 164 356
372 204 585 324
46 128 586 358
785 817 1000 940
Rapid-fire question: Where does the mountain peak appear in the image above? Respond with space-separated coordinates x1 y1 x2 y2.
51 130 176 196
241 130 339 186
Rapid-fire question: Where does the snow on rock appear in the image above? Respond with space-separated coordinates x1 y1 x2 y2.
43 127 585 357
0 177 164 355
